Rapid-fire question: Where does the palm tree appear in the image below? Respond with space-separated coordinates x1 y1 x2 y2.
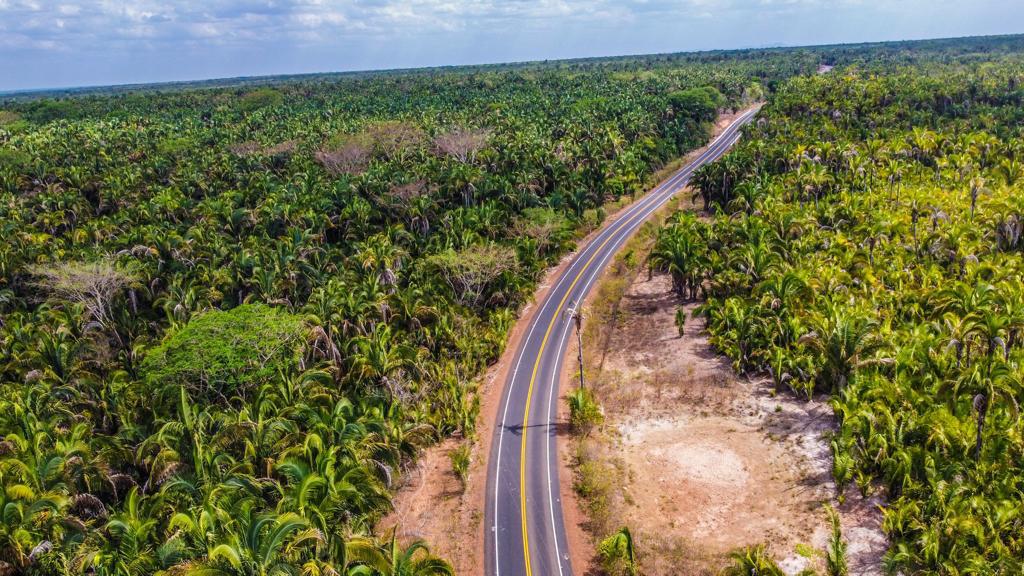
0 487 65 573
348 325 418 407
799 307 888 392
722 544 784 576
77 488 159 576
952 360 1021 461
706 297 765 373
883 158 906 203
757 270 809 318
909 127 939 164
968 174 988 218
347 530 452 576
181 510 323 576
798 159 831 207
649 224 705 299
825 504 849 576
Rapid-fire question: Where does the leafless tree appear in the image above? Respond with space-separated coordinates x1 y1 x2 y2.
315 141 371 175
228 140 295 158
434 127 492 163
389 180 427 203
0 110 21 126
364 120 425 161
33 260 135 346
228 141 262 157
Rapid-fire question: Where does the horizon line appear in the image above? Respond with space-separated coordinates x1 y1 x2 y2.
2 30 1021 98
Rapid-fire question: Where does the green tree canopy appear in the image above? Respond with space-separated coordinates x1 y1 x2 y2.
667 86 726 123
142 304 308 400
237 87 285 112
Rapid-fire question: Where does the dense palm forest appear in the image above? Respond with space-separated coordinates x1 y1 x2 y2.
658 50 1024 573
0 43 806 574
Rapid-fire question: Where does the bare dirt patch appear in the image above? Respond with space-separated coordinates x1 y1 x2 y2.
380 438 466 558
571 269 886 575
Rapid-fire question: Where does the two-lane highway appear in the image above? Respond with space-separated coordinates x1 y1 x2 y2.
484 107 759 576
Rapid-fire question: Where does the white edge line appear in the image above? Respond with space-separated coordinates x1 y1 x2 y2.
492 113 707 572
493 173 669 574
516 109 753 573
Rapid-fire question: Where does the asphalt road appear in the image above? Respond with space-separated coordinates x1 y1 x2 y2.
484 107 759 576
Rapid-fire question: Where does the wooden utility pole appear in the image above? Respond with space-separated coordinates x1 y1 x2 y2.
569 303 585 389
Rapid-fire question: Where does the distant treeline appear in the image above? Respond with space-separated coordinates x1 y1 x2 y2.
4 31 1024 105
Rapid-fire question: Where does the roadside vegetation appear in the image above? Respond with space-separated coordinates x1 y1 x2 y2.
659 52 1024 573
569 206 673 566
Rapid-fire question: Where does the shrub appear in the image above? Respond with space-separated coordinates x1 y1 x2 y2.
567 387 603 435
668 86 726 123
675 307 687 337
0 110 28 132
238 88 284 112
449 444 471 491
722 544 785 576
573 443 613 533
599 526 638 576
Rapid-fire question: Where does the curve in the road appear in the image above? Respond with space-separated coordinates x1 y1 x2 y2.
485 108 759 576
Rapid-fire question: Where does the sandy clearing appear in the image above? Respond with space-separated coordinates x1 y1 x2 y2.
568 266 886 576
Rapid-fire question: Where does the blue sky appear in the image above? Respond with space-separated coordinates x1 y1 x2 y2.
0 0 1020 91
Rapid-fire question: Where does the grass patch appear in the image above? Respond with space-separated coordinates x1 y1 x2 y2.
583 199 682 385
